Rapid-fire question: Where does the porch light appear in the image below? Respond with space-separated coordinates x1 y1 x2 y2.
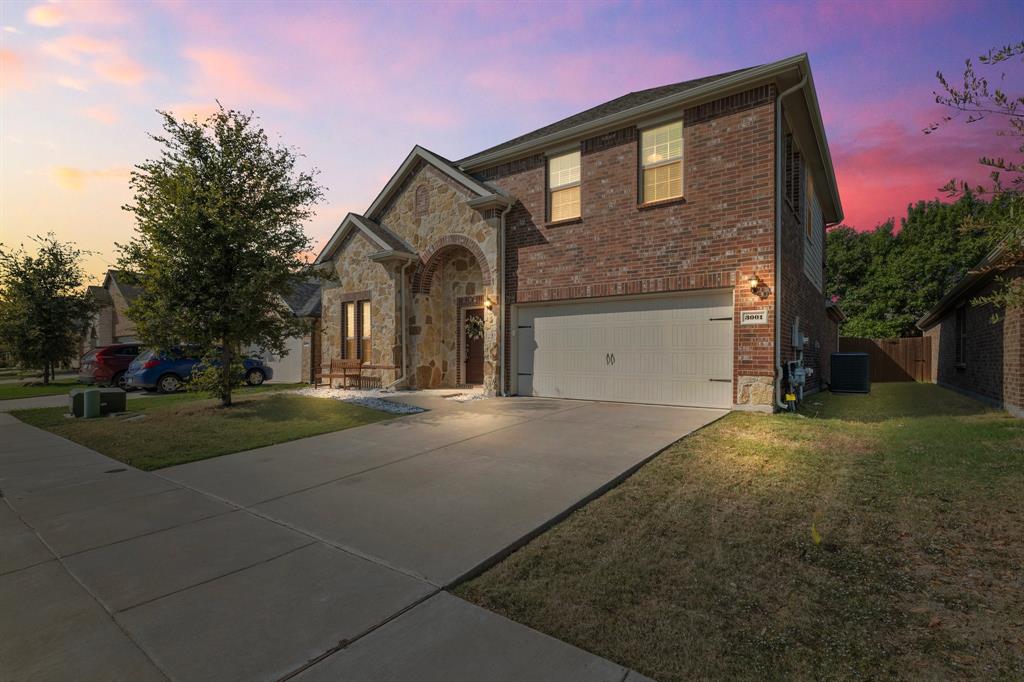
748 274 761 292
483 297 493 310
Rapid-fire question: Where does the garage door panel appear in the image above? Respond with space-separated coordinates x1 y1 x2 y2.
517 292 733 409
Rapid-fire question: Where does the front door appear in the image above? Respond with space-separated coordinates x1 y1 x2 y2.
464 307 484 385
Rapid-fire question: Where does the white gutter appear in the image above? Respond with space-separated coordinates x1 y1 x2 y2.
774 71 808 411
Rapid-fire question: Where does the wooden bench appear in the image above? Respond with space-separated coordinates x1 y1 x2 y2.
314 358 363 389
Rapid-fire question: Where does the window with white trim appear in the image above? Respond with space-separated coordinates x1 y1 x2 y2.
548 151 580 222
641 121 683 203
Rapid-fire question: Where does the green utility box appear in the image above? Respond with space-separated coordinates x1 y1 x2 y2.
69 387 127 417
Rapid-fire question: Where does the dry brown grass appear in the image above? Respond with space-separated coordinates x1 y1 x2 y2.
458 385 1024 680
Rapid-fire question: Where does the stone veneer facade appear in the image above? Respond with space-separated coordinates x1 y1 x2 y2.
323 162 499 392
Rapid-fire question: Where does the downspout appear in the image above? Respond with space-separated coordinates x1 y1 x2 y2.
384 258 414 391
497 199 513 396
774 70 808 410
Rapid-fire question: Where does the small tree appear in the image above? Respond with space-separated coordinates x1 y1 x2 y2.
119 106 325 406
926 41 1024 313
0 234 97 383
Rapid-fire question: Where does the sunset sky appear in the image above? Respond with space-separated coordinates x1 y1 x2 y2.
2 0 1021 283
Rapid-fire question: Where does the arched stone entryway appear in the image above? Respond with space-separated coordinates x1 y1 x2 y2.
408 242 496 391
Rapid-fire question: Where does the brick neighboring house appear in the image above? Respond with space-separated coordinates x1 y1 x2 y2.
316 53 842 411
918 244 1023 417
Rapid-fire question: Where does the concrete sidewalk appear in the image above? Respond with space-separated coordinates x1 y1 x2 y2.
0 401 682 681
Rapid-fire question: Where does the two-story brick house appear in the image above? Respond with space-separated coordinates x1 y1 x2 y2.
315 53 842 411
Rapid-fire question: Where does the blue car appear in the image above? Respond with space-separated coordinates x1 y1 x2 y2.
124 348 273 393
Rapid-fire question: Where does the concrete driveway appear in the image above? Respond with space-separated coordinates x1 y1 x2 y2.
1 396 722 681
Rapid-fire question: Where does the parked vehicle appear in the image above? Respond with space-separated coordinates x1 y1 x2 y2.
78 344 141 390
124 348 273 393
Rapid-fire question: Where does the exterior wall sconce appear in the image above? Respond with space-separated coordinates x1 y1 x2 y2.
749 274 770 299
484 297 493 310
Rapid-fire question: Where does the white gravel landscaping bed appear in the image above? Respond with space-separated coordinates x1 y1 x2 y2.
291 387 426 414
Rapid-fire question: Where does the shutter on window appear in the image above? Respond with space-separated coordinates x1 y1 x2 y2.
784 134 802 214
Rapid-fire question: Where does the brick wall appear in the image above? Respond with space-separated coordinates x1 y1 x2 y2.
480 86 778 405
924 267 1023 417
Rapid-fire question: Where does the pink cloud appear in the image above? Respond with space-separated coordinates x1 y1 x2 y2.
50 166 130 191
25 4 66 27
25 2 133 28
41 34 118 64
0 49 29 91
94 56 146 85
40 34 147 86
183 47 294 108
80 105 119 124
832 116 1013 230
56 75 88 91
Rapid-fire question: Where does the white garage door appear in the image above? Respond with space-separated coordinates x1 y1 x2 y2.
516 291 733 408
250 335 304 384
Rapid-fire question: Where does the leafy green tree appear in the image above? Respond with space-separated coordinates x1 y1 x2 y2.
119 106 325 406
0 234 97 383
826 195 991 337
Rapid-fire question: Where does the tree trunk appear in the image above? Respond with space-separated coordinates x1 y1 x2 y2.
221 346 232 407
42 361 50 385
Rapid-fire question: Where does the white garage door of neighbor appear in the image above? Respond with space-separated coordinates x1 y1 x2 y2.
516 291 734 409
252 335 303 384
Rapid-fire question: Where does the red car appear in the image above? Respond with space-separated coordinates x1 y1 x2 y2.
78 344 141 390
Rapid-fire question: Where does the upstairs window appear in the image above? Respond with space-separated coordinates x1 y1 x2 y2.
548 151 581 222
641 121 683 203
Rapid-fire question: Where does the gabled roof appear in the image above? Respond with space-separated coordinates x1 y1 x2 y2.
364 145 505 221
317 144 508 265
457 66 756 167
87 285 112 305
315 212 417 264
102 270 144 303
282 279 323 318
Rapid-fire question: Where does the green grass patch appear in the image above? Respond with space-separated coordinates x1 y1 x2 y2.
0 380 80 400
458 384 1024 680
13 390 393 470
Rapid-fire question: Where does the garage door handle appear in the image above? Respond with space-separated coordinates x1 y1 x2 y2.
709 378 731 382
606 353 615 366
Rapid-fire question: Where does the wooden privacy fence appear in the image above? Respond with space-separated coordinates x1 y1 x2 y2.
839 336 932 383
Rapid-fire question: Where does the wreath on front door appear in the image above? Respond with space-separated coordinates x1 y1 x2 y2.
465 315 485 340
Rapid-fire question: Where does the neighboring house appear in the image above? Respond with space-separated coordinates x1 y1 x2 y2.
315 53 842 411
249 280 323 384
918 244 1023 417
79 270 142 358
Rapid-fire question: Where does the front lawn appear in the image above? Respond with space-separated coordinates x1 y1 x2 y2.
0 380 80 401
458 384 1024 680
13 391 392 470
